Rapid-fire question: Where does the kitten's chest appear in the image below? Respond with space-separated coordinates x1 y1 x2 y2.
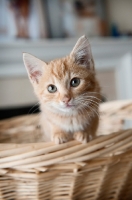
53 115 87 132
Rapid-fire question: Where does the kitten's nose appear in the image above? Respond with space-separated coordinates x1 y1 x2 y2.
62 96 71 104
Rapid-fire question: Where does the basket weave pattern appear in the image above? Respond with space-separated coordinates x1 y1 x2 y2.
0 100 132 200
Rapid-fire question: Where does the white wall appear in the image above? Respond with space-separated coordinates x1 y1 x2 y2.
0 77 37 108
107 0 132 32
1 38 132 108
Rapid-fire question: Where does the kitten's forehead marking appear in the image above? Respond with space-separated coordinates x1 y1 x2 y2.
54 72 70 92
50 60 68 79
48 59 70 88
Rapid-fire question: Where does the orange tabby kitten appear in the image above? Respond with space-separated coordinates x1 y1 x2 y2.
23 35 101 144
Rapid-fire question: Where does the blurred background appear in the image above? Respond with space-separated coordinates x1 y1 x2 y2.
0 0 132 119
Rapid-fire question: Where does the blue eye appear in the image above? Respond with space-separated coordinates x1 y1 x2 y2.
47 85 57 93
70 78 80 87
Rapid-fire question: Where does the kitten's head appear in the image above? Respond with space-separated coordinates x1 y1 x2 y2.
23 36 100 115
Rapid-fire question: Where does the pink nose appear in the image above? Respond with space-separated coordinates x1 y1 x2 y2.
62 96 71 104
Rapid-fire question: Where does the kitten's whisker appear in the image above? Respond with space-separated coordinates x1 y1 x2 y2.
80 94 101 102
78 101 99 109
87 92 100 94
30 107 40 115
80 102 100 119
80 102 94 118
76 98 100 107
88 105 100 119
85 92 107 101
78 107 92 123
76 95 100 101
78 101 90 114
82 99 99 106
87 96 101 102
82 91 101 96
84 91 100 95
88 101 99 108
28 102 39 114
89 105 100 118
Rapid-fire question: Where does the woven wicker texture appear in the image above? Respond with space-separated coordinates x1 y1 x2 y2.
0 100 132 200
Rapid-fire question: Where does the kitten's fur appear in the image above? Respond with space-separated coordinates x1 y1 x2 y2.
23 36 101 144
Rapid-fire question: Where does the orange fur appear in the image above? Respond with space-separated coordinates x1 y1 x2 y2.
23 36 101 144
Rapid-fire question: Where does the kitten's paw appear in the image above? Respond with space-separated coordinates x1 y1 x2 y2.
51 132 69 144
73 132 88 144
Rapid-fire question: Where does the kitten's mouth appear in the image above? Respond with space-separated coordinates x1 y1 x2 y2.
66 104 74 108
59 104 75 111
64 103 75 108
52 103 76 113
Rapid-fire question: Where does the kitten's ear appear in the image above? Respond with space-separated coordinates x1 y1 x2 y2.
70 35 94 69
23 53 46 84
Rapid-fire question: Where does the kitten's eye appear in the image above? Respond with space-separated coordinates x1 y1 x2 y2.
47 85 57 93
70 78 80 87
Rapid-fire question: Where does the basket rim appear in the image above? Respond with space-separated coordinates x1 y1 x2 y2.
0 129 132 170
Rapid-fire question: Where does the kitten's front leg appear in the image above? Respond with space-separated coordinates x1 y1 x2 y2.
73 131 92 144
74 115 99 143
51 131 71 144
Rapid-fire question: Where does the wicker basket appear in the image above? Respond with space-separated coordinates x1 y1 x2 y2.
0 100 132 200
